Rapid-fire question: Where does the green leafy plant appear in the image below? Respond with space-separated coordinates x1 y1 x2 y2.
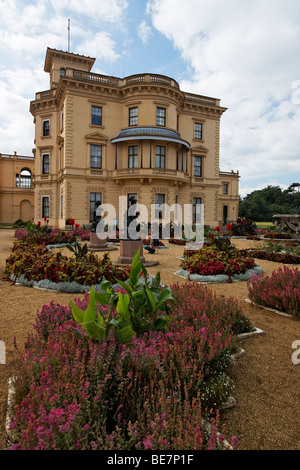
69 249 175 343
65 240 88 260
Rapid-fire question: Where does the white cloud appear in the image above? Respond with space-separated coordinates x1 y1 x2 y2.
147 0 300 194
50 0 128 24
76 31 121 62
137 20 152 44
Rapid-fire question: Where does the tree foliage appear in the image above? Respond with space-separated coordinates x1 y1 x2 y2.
239 184 300 221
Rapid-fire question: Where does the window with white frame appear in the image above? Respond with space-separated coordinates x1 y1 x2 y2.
128 146 138 168
42 196 50 218
194 122 203 140
193 156 203 177
42 119 50 137
156 107 166 126
193 197 202 223
20 169 31 189
155 146 166 169
91 106 102 126
90 144 102 168
42 154 50 174
155 193 165 219
129 107 138 126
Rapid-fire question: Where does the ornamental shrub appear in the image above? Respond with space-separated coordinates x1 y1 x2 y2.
247 266 300 317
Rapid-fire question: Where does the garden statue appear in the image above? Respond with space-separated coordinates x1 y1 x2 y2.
91 201 102 233
118 195 145 264
125 195 140 240
89 201 109 250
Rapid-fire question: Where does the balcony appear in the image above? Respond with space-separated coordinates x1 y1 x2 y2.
112 167 189 184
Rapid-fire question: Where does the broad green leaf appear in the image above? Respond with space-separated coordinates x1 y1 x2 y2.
96 312 105 327
129 249 142 286
115 325 135 344
115 279 133 294
141 263 148 280
116 293 130 318
144 284 156 311
84 286 96 323
158 287 175 307
81 320 106 343
95 291 111 305
100 279 112 291
69 299 84 324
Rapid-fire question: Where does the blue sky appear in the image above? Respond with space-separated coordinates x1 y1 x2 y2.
1 0 300 197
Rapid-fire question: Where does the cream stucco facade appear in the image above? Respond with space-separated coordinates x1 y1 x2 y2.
29 47 239 229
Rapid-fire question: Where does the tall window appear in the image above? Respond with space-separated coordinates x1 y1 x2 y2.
42 119 50 137
194 122 203 140
155 193 165 219
194 156 202 177
155 146 166 169
60 194 63 218
42 196 50 218
156 107 166 126
223 183 229 195
193 197 202 223
129 107 138 126
90 192 102 222
90 144 102 168
128 146 138 168
42 154 50 174
91 106 102 126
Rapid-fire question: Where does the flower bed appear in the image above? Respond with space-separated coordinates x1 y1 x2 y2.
6 280 251 450
263 232 292 239
178 245 257 283
168 237 186 245
240 249 300 265
6 240 129 291
247 266 300 318
14 228 90 243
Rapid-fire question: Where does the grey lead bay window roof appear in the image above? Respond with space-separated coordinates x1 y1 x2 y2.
110 127 190 149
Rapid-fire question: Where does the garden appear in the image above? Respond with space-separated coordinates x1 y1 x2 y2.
1 217 300 450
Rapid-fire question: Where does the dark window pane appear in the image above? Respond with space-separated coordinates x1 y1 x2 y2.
92 106 102 126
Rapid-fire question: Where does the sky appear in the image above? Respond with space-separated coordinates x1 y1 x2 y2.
0 0 300 198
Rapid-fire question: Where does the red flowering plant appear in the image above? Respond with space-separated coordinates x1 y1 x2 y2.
5 240 130 286
181 244 255 282
230 218 257 236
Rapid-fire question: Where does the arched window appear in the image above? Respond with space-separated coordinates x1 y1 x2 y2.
20 169 31 189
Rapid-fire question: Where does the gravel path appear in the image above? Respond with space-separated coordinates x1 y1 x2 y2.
0 230 299 450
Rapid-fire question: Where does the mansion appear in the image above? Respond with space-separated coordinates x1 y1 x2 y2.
27 47 239 229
